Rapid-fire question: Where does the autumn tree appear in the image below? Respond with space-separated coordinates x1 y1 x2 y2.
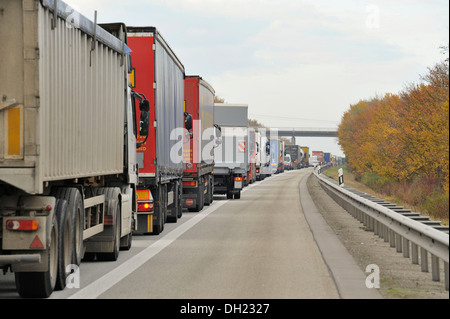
338 58 449 192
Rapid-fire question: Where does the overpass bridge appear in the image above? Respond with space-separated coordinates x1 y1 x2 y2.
256 127 338 138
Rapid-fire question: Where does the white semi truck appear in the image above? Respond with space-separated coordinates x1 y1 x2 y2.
0 0 148 298
213 104 248 200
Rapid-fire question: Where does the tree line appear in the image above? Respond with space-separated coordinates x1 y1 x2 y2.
337 51 449 218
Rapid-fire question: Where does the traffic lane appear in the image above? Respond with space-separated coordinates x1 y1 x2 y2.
98 170 339 298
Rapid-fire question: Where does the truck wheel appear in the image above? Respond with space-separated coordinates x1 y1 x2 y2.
120 232 132 251
97 199 121 261
15 213 59 298
234 191 241 199
55 199 72 291
204 175 213 206
52 188 84 266
226 192 233 199
177 179 183 218
198 179 205 211
95 187 121 261
151 185 164 235
167 181 179 223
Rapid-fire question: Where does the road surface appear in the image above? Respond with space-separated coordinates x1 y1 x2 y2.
0 169 381 299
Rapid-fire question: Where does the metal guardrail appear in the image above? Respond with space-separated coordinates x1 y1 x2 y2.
314 168 449 291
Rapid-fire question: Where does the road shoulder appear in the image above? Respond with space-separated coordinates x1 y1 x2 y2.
306 172 449 299
300 171 383 299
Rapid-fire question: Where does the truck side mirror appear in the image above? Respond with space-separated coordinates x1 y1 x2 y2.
213 124 222 148
140 110 149 137
184 112 192 131
139 99 150 137
139 99 150 112
265 141 270 155
214 124 221 137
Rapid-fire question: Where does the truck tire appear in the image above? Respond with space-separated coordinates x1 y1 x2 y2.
15 212 59 298
177 179 183 219
95 187 121 261
52 188 84 266
120 233 132 251
167 180 180 223
204 175 213 206
96 199 121 261
151 185 165 235
55 199 72 291
234 191 241 199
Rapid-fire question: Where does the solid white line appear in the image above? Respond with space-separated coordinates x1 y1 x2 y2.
69 199 229 299
68 172 282 299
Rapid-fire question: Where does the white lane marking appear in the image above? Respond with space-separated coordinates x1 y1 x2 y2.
68 172 285 299
69 200 228 299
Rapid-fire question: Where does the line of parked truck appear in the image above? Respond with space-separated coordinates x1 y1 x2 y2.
0 0 338 298
310 151 345 167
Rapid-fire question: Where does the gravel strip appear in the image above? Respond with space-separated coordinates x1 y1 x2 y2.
306 173 449 299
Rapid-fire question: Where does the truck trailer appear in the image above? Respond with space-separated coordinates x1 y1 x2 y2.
0 0 145 297
324 152 331 165
285 144 303 169
127 26 185 234
256 129 272 180
182 76 216 212
312 151 324 165
213 103 248 199
247 128 257 184
270 139 280 174
300 146 310 168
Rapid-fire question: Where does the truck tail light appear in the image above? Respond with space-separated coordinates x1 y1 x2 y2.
136 189 153 212
6 219 39 231
182 180 197 187
138 202 153 212
234 177 243 181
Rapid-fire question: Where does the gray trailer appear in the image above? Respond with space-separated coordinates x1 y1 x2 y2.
213 103 248 199
285 144 303 169
0 0 144 297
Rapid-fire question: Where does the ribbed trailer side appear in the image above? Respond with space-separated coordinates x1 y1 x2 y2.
154 36 184 177
0 0 126 194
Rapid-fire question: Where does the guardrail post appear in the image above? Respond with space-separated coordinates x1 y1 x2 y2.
338 168 344 187
402 238 410 258
384 226 389 242
420 247 429 272
396 234 403 253
374 220 379 235
389 230 396 248
431 255 440 282
445 262 449 291
412 243 419 264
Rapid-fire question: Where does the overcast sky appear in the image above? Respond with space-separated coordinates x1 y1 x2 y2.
67 0 449 157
